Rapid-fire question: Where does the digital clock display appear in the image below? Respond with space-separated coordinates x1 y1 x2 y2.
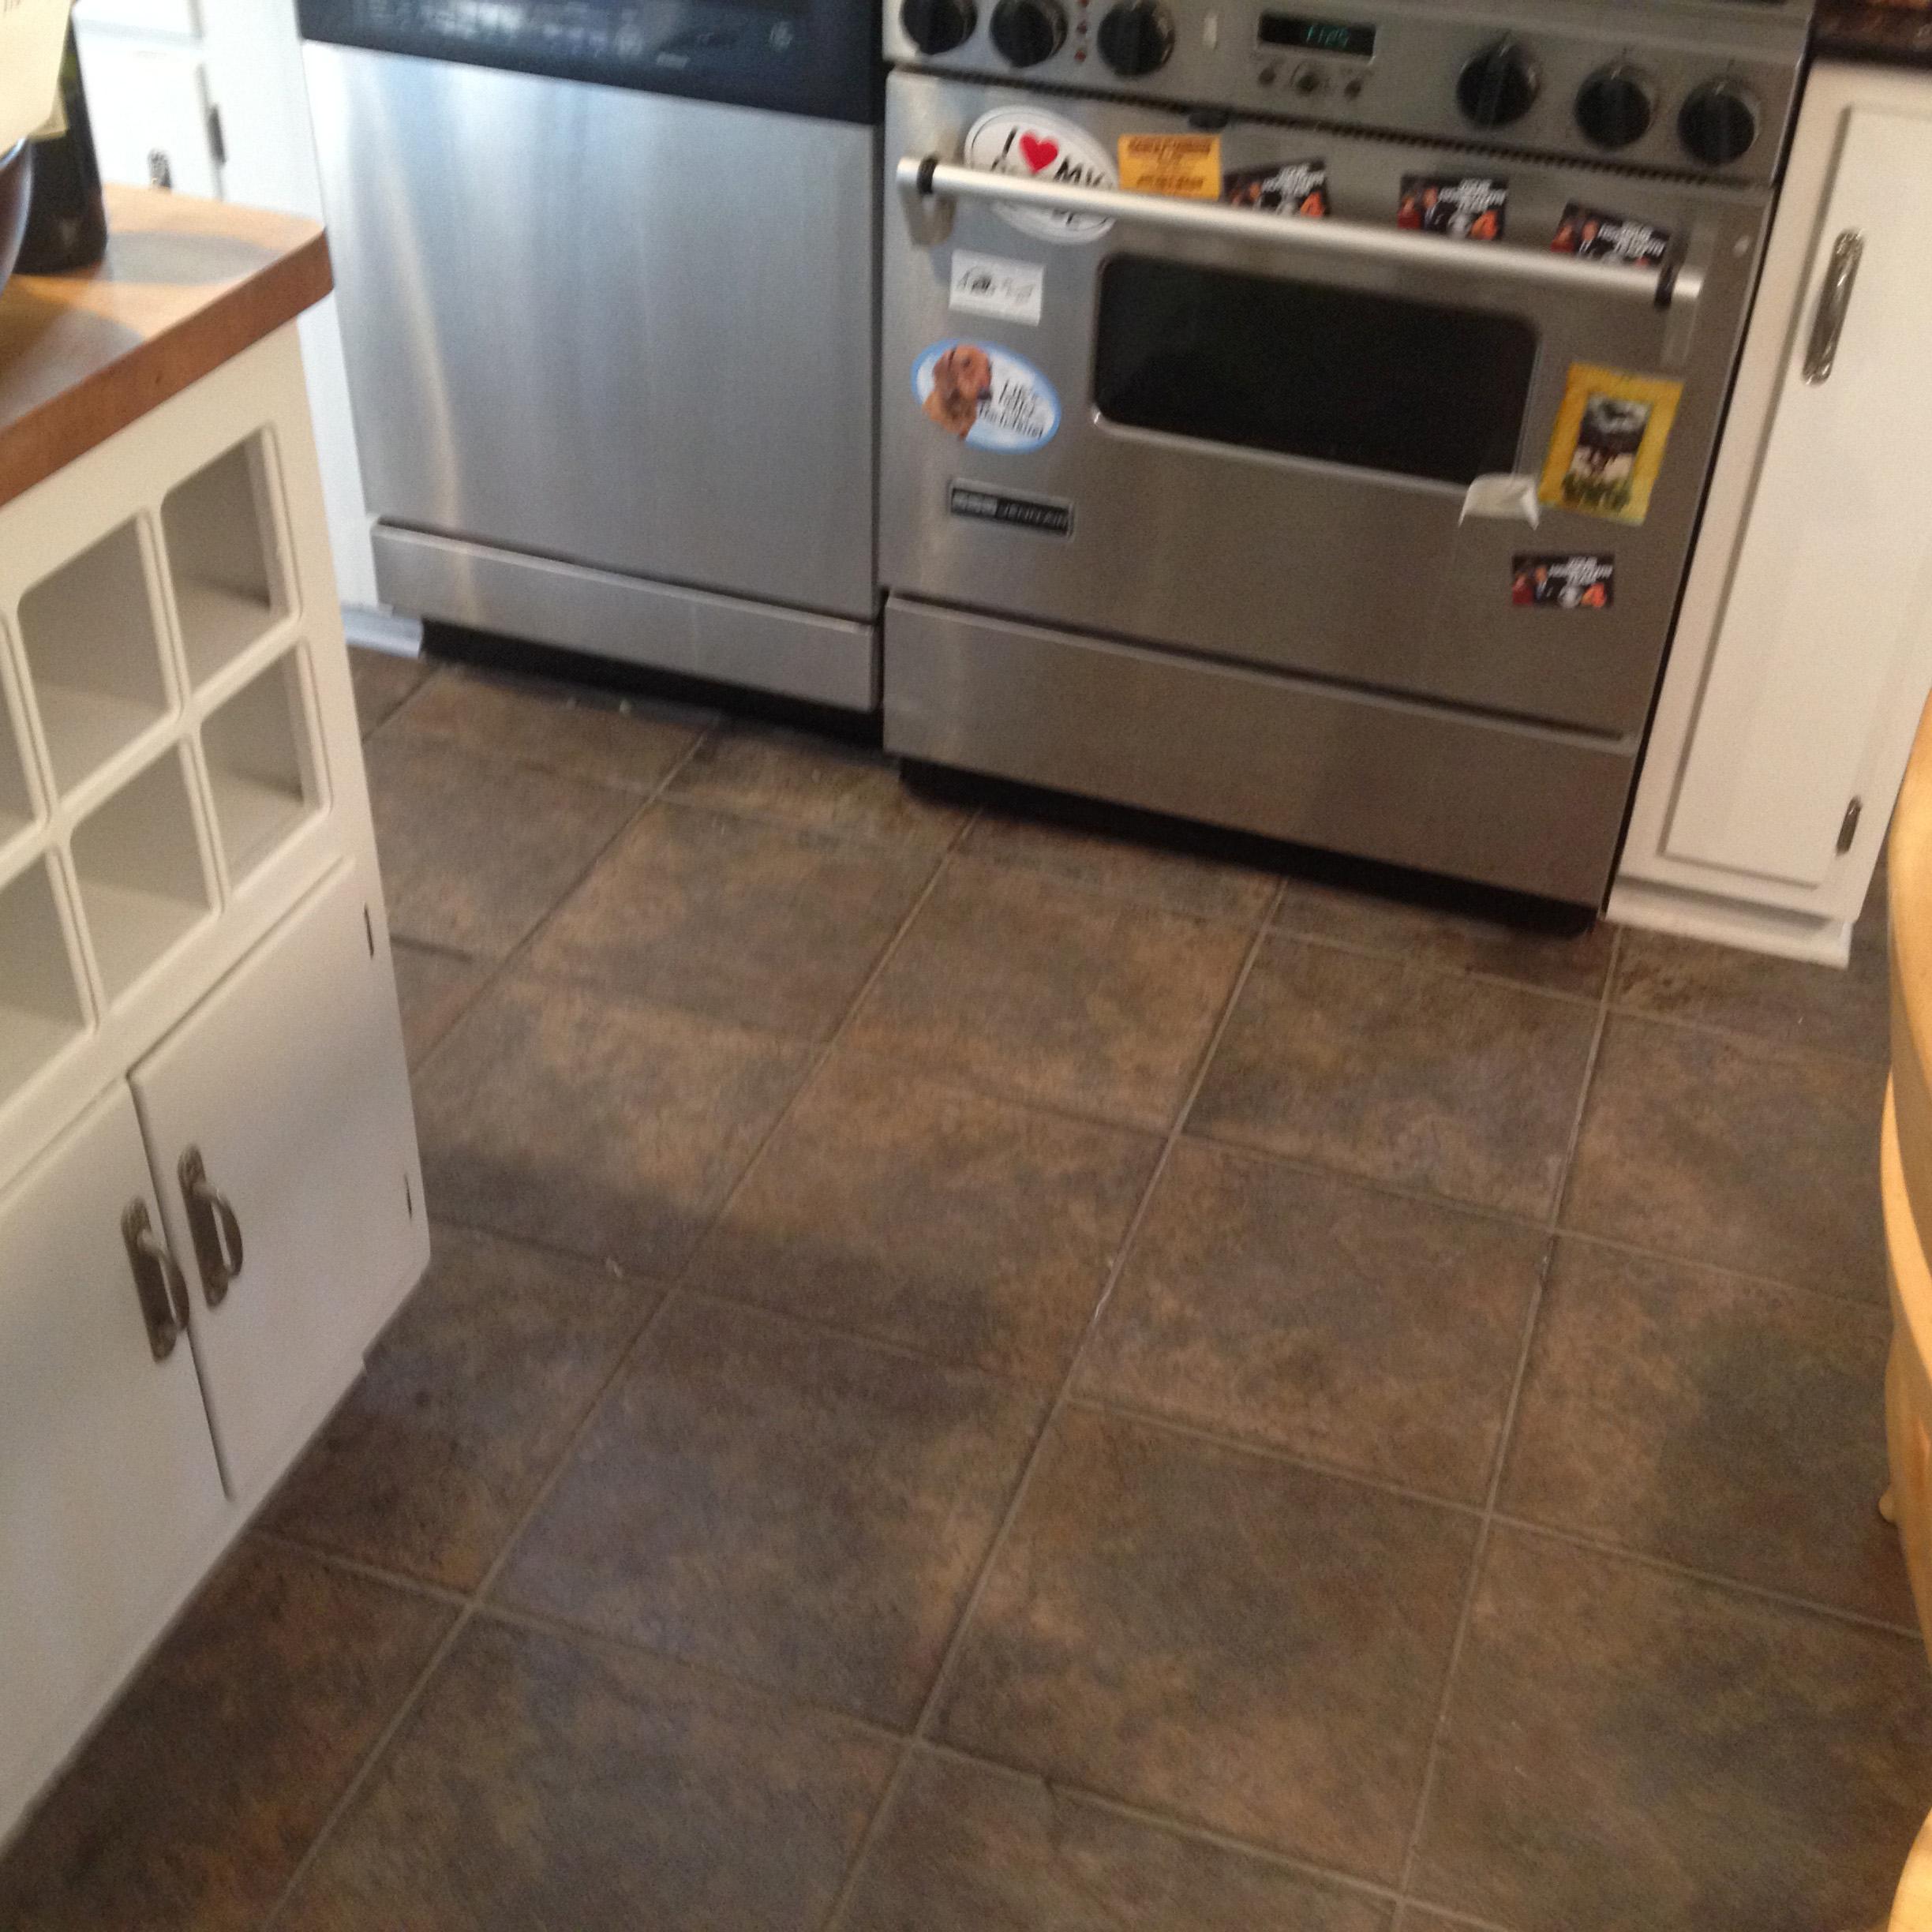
1257 13 1377 57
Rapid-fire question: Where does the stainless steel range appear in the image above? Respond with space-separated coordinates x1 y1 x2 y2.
878 0 1812 903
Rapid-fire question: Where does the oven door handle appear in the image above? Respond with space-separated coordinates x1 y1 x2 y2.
899 155 1703 319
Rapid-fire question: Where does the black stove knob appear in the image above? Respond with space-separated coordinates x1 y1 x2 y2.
990 0 1065 65
1679 78 1760 168
1456 36 1539 128
900 0 975 54
1575 62 1655 150
1096 0 1174 77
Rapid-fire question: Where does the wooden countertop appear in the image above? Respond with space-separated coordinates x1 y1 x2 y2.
0 186 331 510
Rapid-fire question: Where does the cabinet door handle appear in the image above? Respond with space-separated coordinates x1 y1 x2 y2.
122 1202 189 1362
1803 229 1864 385
179 1147 245 1307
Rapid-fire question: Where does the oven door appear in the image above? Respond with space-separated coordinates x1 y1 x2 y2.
880 74 1770 737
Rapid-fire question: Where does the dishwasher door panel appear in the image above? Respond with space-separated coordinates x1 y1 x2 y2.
305 43 878 621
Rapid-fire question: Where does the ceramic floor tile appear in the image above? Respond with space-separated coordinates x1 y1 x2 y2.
1273 874 1615 999
350 647 432 737
934 1406 1477 1883
1499 1237 1907 1624
365 732 638 960
846 859 1252 1131
387 665 711 792
524 803 937 1040
413 974 811 1276
1410 1526 1932 1932
1612 916 1890 1065
495 1294 1047 1726
665 721 968 850
1079 1140 1544 1502
276 1616 896 1932
262 1224 659 1591
389 941 490 1069
687 1048 1161 1383
1189 936 1600 1219
961 807 1280 925
0 1542 451 1932
841 1749 1395 1932
1563 1014 1887 1297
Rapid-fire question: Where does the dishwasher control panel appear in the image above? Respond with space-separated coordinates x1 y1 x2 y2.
298 0 880 121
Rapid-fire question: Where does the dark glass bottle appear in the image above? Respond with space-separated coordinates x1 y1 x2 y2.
17 28 107 274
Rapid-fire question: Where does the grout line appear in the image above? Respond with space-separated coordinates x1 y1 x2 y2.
1265 921 1612 1011
1058 1392 1486 1519
820 911 1277 1930
1596 987 1890 1074
245 1528 470 1611
915 1734 1407 1908
466 1595 910 1748
260 1282 685 1929
1484 1513 1923 1643
1391 930 1616 1917
941 842 1289 935
400 720 717 1086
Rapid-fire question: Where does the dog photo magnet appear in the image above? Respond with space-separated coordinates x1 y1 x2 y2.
913 340 1061 452
962 107 1117 244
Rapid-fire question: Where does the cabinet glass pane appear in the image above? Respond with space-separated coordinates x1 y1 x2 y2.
17 520 170 797
71 746 215 1005
163 438 288 687
0 857 88 1106
202 647 321 885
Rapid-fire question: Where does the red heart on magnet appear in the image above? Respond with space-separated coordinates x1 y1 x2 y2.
1018 133 1060 173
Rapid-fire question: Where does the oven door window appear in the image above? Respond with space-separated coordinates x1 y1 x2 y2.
1094 256 1538 487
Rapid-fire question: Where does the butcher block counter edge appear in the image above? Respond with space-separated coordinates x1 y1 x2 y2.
0 186 331 511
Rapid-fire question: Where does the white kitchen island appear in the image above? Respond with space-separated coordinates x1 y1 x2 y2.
0 187 426 1846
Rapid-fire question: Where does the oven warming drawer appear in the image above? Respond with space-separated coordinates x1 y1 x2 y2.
884 597 1638 905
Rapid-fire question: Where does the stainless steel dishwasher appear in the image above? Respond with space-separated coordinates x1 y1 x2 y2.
299 0 881 709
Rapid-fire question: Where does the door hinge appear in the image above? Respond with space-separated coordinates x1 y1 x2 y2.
365 905 375 957
206 103 227 169
1838 796 1863 855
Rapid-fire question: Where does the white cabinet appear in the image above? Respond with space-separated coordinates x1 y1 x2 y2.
1614 62 1932 963
0 1084 227 1832
136 858 420 1498
0 313 427 1843
73 39 220 198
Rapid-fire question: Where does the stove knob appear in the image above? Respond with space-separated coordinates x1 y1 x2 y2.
1575 62 1655 150
1096 0 1174 76
990 0 1065 65
1456 36 1539 129
1679 77 1760 168
900 0 976 54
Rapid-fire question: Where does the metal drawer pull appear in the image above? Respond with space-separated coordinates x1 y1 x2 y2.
900 155 1704 313
179 1147 245 1306
1802 229 1863 385
122 1202 189 1362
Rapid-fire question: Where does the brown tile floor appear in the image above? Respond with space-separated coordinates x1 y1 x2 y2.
2 649 1926 1930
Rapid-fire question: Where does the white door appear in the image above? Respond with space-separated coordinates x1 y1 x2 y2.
72 37 221 198
132 858 424 1503
1663 96 1932 900
0 1083 227 1832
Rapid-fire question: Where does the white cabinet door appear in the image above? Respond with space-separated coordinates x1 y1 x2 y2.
1664 95 1932 894
72 37 220 198
132 858 424 1502
0 1083 227 1830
